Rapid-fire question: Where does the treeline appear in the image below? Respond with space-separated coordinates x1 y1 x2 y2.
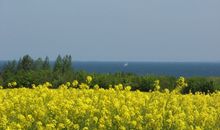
0 55 219 94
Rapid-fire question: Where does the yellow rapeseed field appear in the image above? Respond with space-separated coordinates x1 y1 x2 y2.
0 77 220 130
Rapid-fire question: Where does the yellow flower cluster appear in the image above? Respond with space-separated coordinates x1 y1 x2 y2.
7 81 17 88
0 80 219 129
174 76 188 93
86 76 92 84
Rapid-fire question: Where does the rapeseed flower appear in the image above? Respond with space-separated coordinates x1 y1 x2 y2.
86 76 92 84
0 77 219 129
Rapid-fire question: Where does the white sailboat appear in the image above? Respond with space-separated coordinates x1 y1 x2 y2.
124 63 128 67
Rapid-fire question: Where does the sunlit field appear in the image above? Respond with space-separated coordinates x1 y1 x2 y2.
0 77 220 130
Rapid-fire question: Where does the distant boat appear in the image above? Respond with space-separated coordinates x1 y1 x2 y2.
124 63 128 67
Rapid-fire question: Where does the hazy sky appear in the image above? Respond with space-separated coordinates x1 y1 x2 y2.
0 0 220 61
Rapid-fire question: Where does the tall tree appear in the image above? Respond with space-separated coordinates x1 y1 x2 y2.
53 55 63 73
62 55 73 73
33 58 43 70
42 56 51 70
2 60 17 85
17 58 22 71
3 60 17 74
17 55 34 71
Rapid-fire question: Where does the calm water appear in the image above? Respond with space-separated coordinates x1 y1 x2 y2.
1 61 220 77
73 62 220 77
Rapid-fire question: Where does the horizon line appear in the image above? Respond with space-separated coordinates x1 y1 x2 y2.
1 59 220 63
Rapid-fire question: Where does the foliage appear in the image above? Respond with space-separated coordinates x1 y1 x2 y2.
182 77 215 94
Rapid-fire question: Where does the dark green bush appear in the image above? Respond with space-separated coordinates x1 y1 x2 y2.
182 77 215 94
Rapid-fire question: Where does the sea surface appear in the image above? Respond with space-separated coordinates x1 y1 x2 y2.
74 62 220 77
1 61 220 77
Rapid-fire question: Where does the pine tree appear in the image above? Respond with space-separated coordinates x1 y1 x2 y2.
42 56 51 70
62 55 73 73
53 55 63 73
33 58 43 70
17 55 34 71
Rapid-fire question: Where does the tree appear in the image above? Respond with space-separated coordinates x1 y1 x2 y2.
2 60 17 86
53 55 63 73
2 60 17 74
42 56 51 70
17 58 22 71
62 55 73 73
33 58 43 70
17 55 34 71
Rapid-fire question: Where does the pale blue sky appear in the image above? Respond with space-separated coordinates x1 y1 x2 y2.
0 0 220 61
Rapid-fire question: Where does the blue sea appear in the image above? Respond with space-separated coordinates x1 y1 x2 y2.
1 61 220 77
73 62 220 77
